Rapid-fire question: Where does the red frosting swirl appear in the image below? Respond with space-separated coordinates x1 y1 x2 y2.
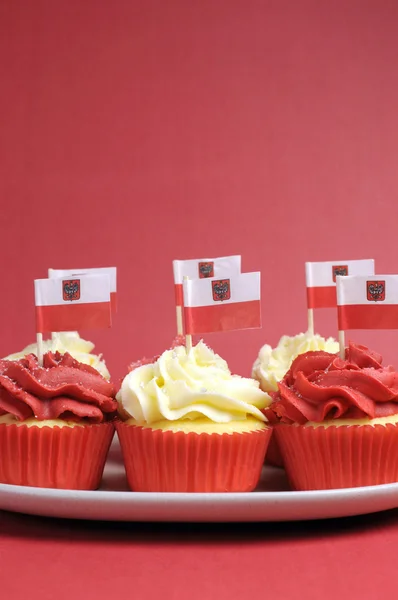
0 352 117 424
266 342 398 424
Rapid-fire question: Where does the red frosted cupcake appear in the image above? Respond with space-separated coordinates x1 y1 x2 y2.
266 342 398 490
252 332 339 467
0 351 117 489
116 340 272 492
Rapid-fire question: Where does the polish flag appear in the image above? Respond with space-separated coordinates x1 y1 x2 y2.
35 275 112 334
337 275 398 330
183 272 261 334
49 267 117 313
173 256 241 306
305 259 375 309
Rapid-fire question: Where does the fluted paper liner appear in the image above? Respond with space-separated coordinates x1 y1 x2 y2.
265 429 284 468
276 422 398 490
0 421 114 489
116 421 271 492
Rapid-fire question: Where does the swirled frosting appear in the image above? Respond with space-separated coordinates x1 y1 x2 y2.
4 332 110 380
266 342 398 424
127 335 185 372
252 332 339 395
0 352 117 423
117 341 270 424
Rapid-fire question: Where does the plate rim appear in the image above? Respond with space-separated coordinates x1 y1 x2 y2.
2 479 398 502
2 478 398 522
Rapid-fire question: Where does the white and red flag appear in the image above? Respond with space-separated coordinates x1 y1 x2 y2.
183 272 261 334
173 256 241 307
35 275 112 334
49 267 117 313
305 259 375 309
337 275 398 330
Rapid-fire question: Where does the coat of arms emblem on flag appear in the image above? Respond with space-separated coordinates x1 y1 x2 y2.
198 261 214 278
62 279 80 302
212 279 230 302
332 265 348 281
366 280 385 302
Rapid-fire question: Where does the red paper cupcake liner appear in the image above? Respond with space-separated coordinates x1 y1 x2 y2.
275 422 398 490
0 421 114 489
265 429 284 468
116 421 272 492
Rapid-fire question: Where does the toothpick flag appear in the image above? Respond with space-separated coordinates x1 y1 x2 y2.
35 274 112 334
183 272 261 334
173 255 241 334
337 275 398 331
49 267 117 313
173 256 241 305
305 258 375 334
306 259 375 308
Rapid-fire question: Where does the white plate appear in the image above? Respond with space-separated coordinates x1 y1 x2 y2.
1 439 398 522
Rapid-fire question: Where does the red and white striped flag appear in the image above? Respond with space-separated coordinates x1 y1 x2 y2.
49 267 117 313
35 275 112 334
305 259 375 309
173 256 241 307
183 272 261 334
337 275 398 330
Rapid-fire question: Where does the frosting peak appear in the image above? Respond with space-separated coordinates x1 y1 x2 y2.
117 341 270 424
267 342 398 424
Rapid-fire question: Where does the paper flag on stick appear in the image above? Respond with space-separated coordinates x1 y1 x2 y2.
35 275 112 334
173 256 241 307
49 267 117 313
337 274 398 330
183 272 261 334
305 259 375 309
173 255 241 336
305 258 375 335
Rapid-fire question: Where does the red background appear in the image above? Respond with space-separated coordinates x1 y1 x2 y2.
2 2 398 598
2 0 398 381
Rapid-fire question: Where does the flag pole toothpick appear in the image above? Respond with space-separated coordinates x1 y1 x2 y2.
37 333 44 367
48 269 57 341
307 308 314 336
185 333 192 353
176 305 184 336
336 274 346 360
183 276 192 353
338 330 345 360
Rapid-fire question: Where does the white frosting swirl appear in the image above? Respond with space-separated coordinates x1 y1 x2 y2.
252 332 339 395
4 332 110 379
117 341 269 424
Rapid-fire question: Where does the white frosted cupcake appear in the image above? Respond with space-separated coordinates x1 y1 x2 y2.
116 341 272 492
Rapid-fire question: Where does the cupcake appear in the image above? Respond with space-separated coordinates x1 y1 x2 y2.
116 340 272 492
266 342 398 490
252 331 339 466
0 351 117 489
4 331 110 379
